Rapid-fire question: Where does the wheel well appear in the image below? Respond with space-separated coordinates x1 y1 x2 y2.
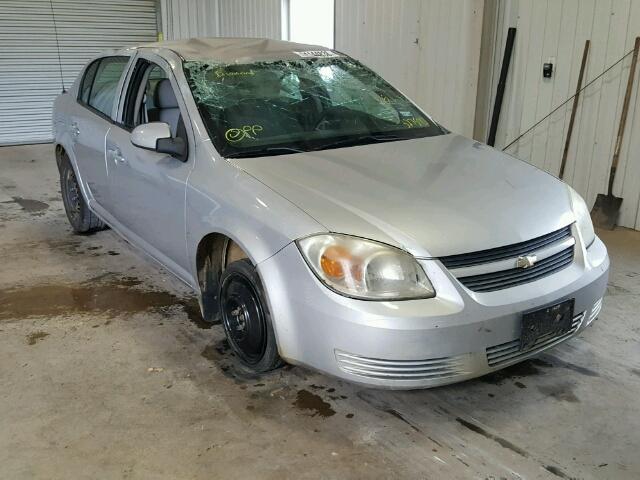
196 233 249 323
55 144 66 169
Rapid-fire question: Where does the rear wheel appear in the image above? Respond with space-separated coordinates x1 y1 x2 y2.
219 259 283 372
59 154 105 233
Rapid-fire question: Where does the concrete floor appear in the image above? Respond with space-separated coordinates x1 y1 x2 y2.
1 143 639 480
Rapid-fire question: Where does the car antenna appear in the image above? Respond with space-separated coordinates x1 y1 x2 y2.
49 0 66 93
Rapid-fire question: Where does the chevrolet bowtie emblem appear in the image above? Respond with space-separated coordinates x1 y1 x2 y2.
516 254 537 269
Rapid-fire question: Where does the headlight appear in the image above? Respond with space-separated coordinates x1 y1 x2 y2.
297 234 435 300
568 186 595 248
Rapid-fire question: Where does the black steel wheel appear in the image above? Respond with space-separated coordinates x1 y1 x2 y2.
219 259 283 372
59 153 105 233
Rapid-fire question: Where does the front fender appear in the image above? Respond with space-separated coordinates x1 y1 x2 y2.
185 143 326 282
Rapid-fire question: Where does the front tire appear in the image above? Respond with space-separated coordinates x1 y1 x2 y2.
59 154 105 234
219 259 283 372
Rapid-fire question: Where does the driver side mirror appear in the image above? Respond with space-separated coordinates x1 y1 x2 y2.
131 122 187 161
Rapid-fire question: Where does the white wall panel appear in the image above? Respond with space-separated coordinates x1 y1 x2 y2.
218 0 281 39
335 0 484 137
484 0 640 230
161 0 282 40
160 0 220 39
161 0 281 40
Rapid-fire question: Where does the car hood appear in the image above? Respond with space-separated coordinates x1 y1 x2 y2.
230 134 575 258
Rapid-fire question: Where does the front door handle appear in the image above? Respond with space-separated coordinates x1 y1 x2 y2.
107 147 127 166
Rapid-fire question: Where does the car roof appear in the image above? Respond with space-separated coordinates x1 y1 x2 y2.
134 37 339 63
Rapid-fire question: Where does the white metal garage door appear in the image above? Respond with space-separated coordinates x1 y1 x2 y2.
0 0 158 145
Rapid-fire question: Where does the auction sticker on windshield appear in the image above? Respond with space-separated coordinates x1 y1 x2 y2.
293 50 341 58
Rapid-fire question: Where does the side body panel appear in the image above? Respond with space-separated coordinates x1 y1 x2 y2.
70 56 134 207
104 52 195 275
65 100 112 204
104 125 195 277
56 47 326 291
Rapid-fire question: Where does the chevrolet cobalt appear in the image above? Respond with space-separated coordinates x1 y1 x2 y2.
52 38 609 388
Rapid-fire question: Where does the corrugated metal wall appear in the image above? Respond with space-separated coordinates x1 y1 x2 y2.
160 0 220 39
483 0 640 230
0 0 157 145
334 0 484 138
160 0 281 40
218 0 281 39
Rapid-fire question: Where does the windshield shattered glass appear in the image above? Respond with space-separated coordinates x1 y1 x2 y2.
183 56 444 158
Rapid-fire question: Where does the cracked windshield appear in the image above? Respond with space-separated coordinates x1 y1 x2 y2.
183 55 444 158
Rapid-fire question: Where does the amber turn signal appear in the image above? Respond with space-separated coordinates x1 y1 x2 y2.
320 245 349 279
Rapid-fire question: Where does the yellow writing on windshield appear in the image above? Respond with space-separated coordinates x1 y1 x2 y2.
225 125 264 143
402 117 428 128
215 69 256 79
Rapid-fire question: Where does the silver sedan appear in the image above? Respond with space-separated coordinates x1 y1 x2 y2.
52 38 609 388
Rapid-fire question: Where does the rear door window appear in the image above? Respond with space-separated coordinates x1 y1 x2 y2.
79 56 129 119
79 60 99 104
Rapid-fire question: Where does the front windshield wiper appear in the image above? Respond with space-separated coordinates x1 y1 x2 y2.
225 146 307 159
224 134 411 159
310 133 407 151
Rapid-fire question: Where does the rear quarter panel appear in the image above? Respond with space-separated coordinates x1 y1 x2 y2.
52 91 82 175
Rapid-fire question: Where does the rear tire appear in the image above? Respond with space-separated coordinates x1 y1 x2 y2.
59 154 105 234
219 259 283 372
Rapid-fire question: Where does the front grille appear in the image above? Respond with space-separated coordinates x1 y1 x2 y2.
486 312 584 367
457 246 574 292
335 350 469 381
440 225 572 269
439 225 575 292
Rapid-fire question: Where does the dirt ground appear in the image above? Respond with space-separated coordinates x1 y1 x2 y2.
1 143 639 479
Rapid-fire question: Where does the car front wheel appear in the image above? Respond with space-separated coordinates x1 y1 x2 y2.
219 258 283 372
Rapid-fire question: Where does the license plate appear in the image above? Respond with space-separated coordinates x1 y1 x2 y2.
520 299 574 351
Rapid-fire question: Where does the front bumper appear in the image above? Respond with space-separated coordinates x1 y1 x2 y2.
258 234 609 389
